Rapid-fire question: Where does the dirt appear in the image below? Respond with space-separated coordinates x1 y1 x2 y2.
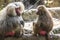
5 34 60 40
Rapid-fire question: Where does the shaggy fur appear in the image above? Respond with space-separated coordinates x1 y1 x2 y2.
0 2 25 40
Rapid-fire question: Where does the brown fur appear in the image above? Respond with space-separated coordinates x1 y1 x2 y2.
33 5 53 40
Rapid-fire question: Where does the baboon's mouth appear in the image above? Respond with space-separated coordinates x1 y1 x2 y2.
15 8 21 16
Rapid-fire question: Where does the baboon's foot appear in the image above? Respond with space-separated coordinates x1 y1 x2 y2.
14 32 23 38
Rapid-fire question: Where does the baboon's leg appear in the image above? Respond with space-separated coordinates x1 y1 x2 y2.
33 29 37 36
45 34 50 40
33 26 39 36
14 25 23 38
14 31 21 38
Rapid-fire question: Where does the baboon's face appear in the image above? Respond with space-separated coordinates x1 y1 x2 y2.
7 2 24 17
15 7 21 16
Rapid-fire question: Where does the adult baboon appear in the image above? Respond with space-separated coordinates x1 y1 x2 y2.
0 2 25 40
33 5 53 40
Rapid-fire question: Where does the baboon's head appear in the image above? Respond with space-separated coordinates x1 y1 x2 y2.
7 2 25 17
36 5 46 15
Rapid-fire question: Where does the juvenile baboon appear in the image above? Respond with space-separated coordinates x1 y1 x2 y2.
0 2 24 40
33 5 53 40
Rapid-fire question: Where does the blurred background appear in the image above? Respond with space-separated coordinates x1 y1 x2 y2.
0 0 60 10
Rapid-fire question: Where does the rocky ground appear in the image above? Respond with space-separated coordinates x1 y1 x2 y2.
4 34 60 40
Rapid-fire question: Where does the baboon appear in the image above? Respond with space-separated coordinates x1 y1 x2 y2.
33 5 53 40
0 2 24 40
